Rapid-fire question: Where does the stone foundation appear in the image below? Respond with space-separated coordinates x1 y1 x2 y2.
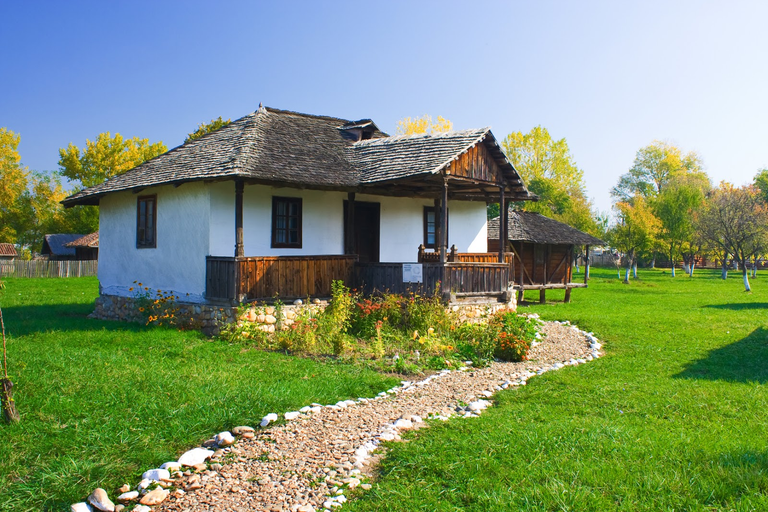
89 292 517 335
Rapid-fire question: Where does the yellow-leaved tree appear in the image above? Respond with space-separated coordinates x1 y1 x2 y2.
0 128 29 244
396 115 453 136
608 195 661 283
58 132 167 234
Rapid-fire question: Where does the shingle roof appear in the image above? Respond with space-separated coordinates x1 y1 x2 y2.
488 211 604 246
0 243 17 257
63 106 531 207
41 234 84 256
65 232 99 248
350 128 489 183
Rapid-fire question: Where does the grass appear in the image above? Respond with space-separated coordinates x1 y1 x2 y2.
0 277 398 512
347 267 768 512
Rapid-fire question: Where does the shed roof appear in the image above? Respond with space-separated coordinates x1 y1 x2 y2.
41 234 84 256
65 232 99 248
488 211 604 246
63 106 533 206
0 243 17 257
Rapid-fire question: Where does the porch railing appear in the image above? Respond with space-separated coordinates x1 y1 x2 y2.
354 262 510 300
206 255 358 301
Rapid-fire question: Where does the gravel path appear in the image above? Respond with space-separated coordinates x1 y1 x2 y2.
151 320 601 512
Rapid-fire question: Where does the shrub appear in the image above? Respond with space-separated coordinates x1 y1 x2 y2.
488 310 538 362
130 281 182 327
321 280 355 356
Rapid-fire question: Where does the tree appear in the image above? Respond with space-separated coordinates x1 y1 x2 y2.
501 126 601 236
607 195 661 283
0 128 29 244
185 116 231 143
652 174 709 277
58 132 167 234
753 168 768 204
612 141 705 202
696 183 768 291
58 132 167 189
396 115 453 136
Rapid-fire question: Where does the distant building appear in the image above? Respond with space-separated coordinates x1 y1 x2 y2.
41 234 85 260
0 243 18 261
65 232 99 260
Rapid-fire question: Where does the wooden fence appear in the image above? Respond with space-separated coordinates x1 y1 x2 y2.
206 255 358 301
0 260 98 278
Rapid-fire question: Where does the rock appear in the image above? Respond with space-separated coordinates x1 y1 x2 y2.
87 488 115 512
468 400 490 412
265 314 277 324
160 461 181 472
360 483 372 490
242 431 255 439
261 413 278 427
231 426 255 435
141 468 170 482
139 487 169 506
285 411 300 420
71 503 93 512
116 491 138 502
118 484 130 494
393 418 413 429
134 506 152 512
293 299 303 305
114 506 124 512
178 447 214 467
137 479 152 493
216 431 236 447
346 477 361 489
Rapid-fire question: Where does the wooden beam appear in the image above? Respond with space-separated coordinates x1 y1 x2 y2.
498 187 506 264
440 180 448 264
235 180 244 258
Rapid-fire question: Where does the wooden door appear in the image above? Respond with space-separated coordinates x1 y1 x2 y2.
344 201 380 263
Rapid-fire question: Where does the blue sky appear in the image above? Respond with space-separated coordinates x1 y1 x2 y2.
3 0 767 214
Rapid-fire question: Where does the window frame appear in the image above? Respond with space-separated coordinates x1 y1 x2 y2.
423 206 448 249
136 195 157 249
271 196 303 249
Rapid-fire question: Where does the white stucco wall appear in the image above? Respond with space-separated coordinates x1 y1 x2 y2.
98 182 210 302
357 194 488 263
98 181 488 302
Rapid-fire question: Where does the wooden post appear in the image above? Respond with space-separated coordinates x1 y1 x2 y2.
235 180 244 258
498 188 506 264
418 244 425 263
564 287 572 303
1 307 19 424
539 288 546 304
585 245 591 283
438 181 450 301
440 181 448 264
434 198 442 261
345 192 356 255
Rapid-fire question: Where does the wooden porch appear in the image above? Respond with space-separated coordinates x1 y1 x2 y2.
205 255 513 303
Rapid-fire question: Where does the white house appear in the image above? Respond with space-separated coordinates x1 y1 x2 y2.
63 106 534 305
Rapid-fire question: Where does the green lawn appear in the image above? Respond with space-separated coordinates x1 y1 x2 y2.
0 277 397 512
348 267 768 512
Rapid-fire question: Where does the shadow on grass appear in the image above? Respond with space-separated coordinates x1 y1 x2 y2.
703 303 768 311
675 327 768 383
3 303 149 337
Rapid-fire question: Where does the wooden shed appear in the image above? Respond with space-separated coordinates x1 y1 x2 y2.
64 232 99 260
488 211 603 303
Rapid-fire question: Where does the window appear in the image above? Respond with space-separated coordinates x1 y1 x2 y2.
424 206 447 249
272 197 302 248
136 195 157 248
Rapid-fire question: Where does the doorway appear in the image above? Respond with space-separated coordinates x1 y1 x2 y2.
344 201 380 263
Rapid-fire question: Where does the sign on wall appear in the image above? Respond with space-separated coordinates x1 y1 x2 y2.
402 263 423 283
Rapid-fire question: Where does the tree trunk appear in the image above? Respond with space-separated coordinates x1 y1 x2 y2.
689 259 695 277
1 378 19 424
721 261 728 280
671 263 676 277
624 266 631 284
650 252 656 269
743 265 751 292
632 262 638 279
